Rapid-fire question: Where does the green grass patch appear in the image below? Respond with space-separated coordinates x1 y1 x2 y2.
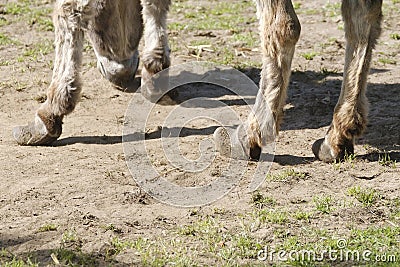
378 57 397 65
2 1 31 16
0 33 19 46
52 248 96 266
0 249 38 267
313 194 334 214
105 237 135 258
61 229 79 244
379 153 397 168
1 0 53 31
232 32 259 47
323 2 341 17
17 40 53 62
256 209 289 224
293 211 313 222
273 225 399 265
251 191 276 209
390 33 400 40
0 80 28 92
170 1 256 31
38 224 57 232
301 52 317 60
347 186 381 207
102 224 123 234
293 2 301 10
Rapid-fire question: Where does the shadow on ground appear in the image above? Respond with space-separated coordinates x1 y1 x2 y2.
54 68 399 160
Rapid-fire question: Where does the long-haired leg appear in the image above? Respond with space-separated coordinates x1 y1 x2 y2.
13 0 93 145
215 0 300 160
313 0 382 162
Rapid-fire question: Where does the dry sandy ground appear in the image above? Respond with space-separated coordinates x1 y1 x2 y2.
0 0 399 266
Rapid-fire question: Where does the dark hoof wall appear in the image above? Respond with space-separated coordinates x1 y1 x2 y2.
249 145 261 161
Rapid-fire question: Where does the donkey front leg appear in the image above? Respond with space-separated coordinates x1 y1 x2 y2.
214 0 301 160
313 0 382 162
141 0 171 81
13 0 92 145
140 0 172 100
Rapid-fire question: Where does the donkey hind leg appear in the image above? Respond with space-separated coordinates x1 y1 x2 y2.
88 0 143 90
13 0 93 145
214 0 300 160
313 0 382 162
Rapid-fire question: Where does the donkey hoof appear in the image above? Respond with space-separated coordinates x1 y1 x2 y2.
214 127 233 158
97 51 139 90
312 138 335 163
312 137 354 163
214 126 260 161
13 116 62 146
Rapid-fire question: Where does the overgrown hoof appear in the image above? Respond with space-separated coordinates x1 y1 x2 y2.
312 137 354 163
213 126 261 161
97 51 140 90
13 115 62 146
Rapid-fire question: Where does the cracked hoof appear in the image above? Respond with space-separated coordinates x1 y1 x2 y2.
97 51 139 90
13 115 62 146
214 126 261 161
312 137 354 163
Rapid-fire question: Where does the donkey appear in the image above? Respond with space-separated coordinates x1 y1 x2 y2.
13 0 383 163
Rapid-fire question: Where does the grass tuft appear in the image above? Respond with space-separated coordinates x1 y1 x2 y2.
347 186 381 207
313 195 334 214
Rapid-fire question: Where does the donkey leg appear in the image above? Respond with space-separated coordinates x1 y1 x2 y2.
313 0 382 162
13 0 93 145
141 0 171 81
88 0 143 90
215 0 300 160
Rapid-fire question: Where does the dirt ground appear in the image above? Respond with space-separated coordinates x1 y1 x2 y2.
0 0 399 266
